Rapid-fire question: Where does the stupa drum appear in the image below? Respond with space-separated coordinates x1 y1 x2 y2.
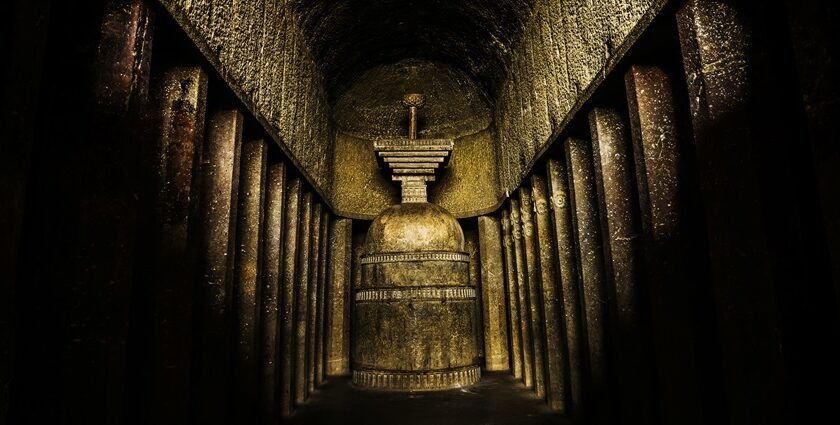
351 94 480 391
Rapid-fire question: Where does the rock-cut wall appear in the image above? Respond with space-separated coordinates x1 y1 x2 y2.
158 0 333 195
495 0 668 192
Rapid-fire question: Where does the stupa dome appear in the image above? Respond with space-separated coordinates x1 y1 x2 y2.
365 202 465 255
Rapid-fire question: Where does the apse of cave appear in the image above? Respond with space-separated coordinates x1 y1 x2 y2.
2 1 838 425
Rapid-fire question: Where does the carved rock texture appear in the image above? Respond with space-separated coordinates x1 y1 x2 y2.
159 0 332 194
159 0 667 216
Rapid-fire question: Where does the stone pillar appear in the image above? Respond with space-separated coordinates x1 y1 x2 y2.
589 107 655 424
294 191 313 405
625 65 704 424
259 161 286 425
279 178 302 417
146 66 207 424
519 188 547 398
94 0 154 112
192 110 243 424
54 1 154 422
565 137 612 424
351 228 366 367
465 227 485 364
509 199 534 388
306 202 322 394
477 216 510 371
546 159 586 420
500 209 523 379
326 218 352 376
677 2 788 423
531 174 568 411
233 138 267 422
315 210 331 385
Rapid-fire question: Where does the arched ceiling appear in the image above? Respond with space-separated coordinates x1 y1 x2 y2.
291 0 535 103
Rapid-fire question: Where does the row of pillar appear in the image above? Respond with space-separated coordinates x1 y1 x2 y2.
142 65 344 424
153 66 359 423
5 1 357 423
472 1 839 424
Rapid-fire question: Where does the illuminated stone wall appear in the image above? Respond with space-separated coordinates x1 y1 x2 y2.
158 0 333 196
158 0 668 215
494 0 668 192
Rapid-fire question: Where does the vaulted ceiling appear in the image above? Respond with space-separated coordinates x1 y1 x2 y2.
290 0 535 103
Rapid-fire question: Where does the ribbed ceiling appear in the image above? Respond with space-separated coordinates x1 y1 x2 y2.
291 0 535 103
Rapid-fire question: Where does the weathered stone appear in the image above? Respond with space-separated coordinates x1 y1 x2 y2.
193 109 243 425
519 188 547 398
157 0 670 216
625 65 704 425
465 226 485 363
158 0 332 195
306 202 323 394
315 210 331 385
259 161 286 425
353 202 480 391
477 216 510 371
530 174 568 411
500 209 524 379
145 66 206 424
495 0 669 193
294 191 313 404
280 178 302 417
510 199 534 388
677 2 786 423
94 0 154 112
565 137 613 424
233 138 267 422
589 107 655 424
546 158 586 420
326 218 352 376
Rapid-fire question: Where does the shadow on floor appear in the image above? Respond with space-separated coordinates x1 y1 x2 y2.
287 372 569 425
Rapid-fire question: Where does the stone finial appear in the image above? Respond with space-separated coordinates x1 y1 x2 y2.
373 93 453 203
401 93 426 140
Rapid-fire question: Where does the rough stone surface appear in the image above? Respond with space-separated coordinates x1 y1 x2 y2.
565 137 613 424
546 159 586 420
333 128 500 219
509 199 534 389
192 110 242 425
500 209 524 380
589 107 655 424
530 174 568 412
158 0 332 196
159 0 667 215
259 161 286 424
233 138 267 423
334 60 491 141
280 178 302 417
625 65 704 425
326 218 352 376
365 203 465 254
477 216 511 372
146 66 206 424
315 210 330 385
518 188 547 399
294 192 313 405
306 203 323 395
495 0 668 193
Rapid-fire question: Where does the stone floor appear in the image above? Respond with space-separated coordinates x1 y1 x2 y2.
286 372 569 425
